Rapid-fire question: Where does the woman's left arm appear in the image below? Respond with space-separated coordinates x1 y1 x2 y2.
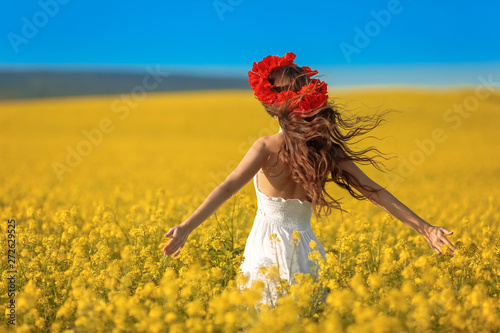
338 160 456 256
163 136 270 257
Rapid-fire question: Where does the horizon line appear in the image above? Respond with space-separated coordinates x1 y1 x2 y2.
1 61 499 87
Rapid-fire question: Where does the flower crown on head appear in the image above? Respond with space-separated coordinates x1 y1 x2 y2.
248 52 328 117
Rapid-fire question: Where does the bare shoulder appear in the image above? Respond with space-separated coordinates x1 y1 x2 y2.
255 132 283 153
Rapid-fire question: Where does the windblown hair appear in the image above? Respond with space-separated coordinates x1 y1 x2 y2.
262 64 393 218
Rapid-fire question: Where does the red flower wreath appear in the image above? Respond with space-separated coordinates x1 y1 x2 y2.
248 52 328 116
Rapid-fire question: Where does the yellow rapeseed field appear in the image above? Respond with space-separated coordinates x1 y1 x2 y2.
1 87 499 332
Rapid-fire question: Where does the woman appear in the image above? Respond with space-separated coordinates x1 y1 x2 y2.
162 52 456 305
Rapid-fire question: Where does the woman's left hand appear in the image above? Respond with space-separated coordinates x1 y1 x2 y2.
163 223 191 258
421 225 456 257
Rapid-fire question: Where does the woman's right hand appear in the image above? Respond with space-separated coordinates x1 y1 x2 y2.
420 225 456 257
163 223 191 258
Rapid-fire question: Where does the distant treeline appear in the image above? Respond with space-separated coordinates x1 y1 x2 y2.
0 70 249 100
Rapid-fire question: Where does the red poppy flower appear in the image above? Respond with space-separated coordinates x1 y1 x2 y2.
248 52 328 116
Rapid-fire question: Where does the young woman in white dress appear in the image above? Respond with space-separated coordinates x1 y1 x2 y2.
162 52 456 306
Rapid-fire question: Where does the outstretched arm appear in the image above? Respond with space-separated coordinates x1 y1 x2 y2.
163 137 270 257
338 160 456 256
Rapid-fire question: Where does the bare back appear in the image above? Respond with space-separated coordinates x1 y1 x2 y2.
257 132 310 202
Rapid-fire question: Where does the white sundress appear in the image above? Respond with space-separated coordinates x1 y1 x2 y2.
237 171 327 307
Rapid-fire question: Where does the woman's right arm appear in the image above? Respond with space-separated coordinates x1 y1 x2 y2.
338 160 456 256
163 136 271 258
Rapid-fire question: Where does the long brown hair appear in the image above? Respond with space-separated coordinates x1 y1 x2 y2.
261 64 393 218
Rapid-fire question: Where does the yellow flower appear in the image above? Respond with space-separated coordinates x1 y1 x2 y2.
350 273 369 299
211 267 223 279
186 300 205 317
367 272 383 290
4 89 499 332
164 312 177 324
212 239 222 251
269 233 280 243
327 288 355 312
290 230 301 246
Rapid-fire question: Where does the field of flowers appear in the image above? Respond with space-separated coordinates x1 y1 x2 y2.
1 87 499 332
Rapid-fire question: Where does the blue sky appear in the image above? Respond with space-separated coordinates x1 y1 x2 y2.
1 0 499 86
